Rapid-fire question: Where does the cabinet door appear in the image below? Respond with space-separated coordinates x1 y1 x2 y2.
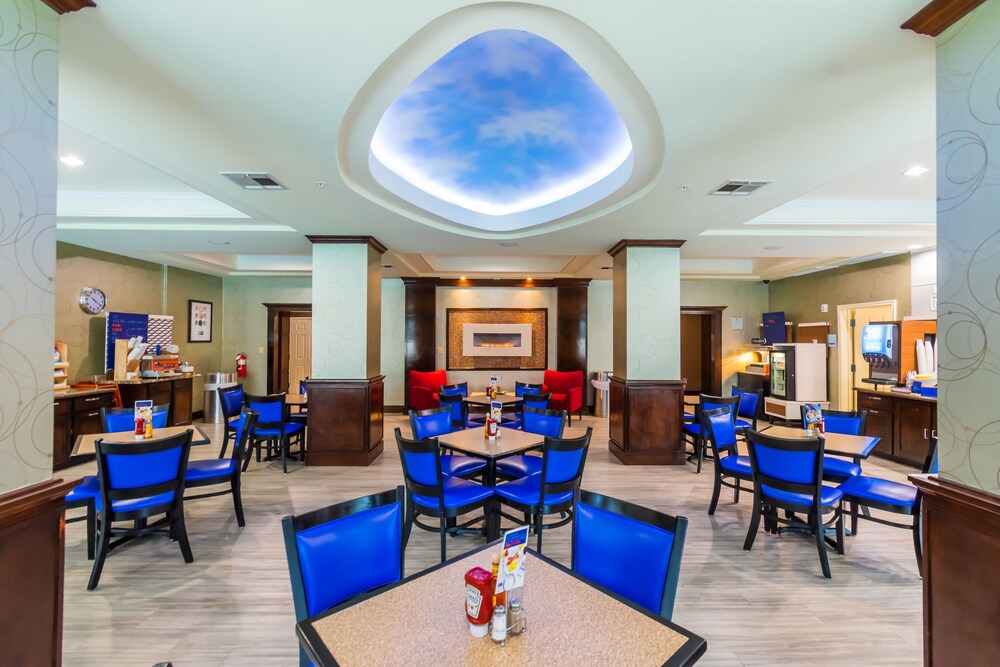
894 400 933 467
865 407 894 458
72 408 104 447
171 379 193 426
52 399 73 470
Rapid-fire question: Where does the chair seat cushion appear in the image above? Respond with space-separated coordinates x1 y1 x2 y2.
718 455 752 476
839 476 917 508
185 458 236 481
413 477 493 509
549 392 567 404
496 455 543 479
95 491 176 513
735 418 753 430
682 423 702 436
683 412 694 422
496 474 573 507
441 455 486 477
822 457 862 480
762 484 843 508
66 476 99 504
253 422 305 437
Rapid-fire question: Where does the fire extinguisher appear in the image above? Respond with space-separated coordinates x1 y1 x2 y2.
236 353 247 378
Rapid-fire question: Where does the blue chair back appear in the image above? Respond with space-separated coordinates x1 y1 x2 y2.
540 428 592 488
231 408 258 463
395 428 447 508
440 382 468 397
731 387 762 420
515 381 543 397
101 405 169 432
299 380 308 396
522 406 566 438
798 407 867 436
218 385 244 420
246 393 286 425
94 430 193 517
745 429 825 510
699 394 740 425
437 393 467 428
282 487 407 666
702 407 738 457
522 392 551 411
573 490 688 620
409 406 453 439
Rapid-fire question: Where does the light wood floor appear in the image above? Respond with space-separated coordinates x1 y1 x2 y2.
60 415 923 666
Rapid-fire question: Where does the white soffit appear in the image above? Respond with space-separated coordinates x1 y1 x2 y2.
58 191 251 218
743 199 935 226
421 255 574 273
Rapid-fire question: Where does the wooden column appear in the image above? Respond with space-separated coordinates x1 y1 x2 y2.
910 475 1000 665
555 279 590 372
0 478 77 666
402 279 437 411
303 377 384 466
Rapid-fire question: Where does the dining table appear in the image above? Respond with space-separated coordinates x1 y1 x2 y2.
463 391 524 408
759 424 880 464
436 426 544 541
296 542 707 667
72 424 212 456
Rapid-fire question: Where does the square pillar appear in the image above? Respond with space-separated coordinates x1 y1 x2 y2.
305 236 386 465
607 240 687 464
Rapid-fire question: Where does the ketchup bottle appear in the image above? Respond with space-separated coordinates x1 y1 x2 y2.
465 567 494 637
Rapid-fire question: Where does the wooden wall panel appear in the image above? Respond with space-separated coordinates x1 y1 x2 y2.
608 377 687 464
403 281 436 410
304 377 384 466
556 280 589 375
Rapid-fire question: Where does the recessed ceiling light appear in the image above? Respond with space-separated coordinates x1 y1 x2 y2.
764 245 782 250
903 166 929 177
59 155 85 167
907 244 924 251
499 242 518 247
526 277 533 281
600 266 612 270
382 264 394 269
209 240 230 246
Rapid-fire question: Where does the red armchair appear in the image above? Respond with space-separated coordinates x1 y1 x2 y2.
543 369 584 423
408 369 447 411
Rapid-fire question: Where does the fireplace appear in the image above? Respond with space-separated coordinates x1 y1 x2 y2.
463 324 532 357
447 308 547 370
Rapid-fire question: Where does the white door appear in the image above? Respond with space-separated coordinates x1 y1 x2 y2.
288 317 312 395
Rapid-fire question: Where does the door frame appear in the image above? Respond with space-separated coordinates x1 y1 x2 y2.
264 303 312 395
836 299 897 410
680 306 725 397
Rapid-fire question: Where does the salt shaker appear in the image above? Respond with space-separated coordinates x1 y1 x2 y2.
508 597 525 635
490 605 507 645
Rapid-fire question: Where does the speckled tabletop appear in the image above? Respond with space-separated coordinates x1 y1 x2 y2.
303 547 699 667
437 426 543 458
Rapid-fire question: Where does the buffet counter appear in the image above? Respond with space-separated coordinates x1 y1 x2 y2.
855 387 937 467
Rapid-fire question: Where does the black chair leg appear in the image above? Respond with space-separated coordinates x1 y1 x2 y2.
696 436 705 474
835 511 845 556
85 502 96 560
438 516 447 563
708 475 722 515
850 501 859 535
733 483 740 503
743 496 762 551
218 430 231 459
172 511 194 563
232 478 246 527
535 513 544 553
87 519 112 591
816 518 832 579
912 512 923 577
403 498 415 551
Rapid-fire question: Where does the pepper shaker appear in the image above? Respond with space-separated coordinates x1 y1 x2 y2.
508 597 525 635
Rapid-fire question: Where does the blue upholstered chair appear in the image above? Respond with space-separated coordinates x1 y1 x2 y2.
100 404 169 432
501 391 552 430
798 406 867 483
245 393 305 474
408 407 486 478
839 438 937 575
184 408 257 526
744 429 845 579
66 403 171 561
702 407 753 515
732 386 763 434
572 490 688 621
88 429 194 590
515 381 543 397
217 384 245 457
495 406 566 479
683 394 740 474
282 487 407 667
288 380 309 426
395 428 494 562
440 382 468 397
495 427 592 553
438 392 476 430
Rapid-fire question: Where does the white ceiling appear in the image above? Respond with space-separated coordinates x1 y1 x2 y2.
54 0 937 281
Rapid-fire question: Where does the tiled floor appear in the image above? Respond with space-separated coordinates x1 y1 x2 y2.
60 414 923 666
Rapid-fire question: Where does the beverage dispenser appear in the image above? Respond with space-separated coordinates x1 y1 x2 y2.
861 321 900 386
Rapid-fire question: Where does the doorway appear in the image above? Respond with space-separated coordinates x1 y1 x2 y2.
265 303 312 395
680 306 724 396
837 300 897 410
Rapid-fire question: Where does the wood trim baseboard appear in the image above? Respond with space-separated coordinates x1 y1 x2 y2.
901 0 987 36
607 239 686 257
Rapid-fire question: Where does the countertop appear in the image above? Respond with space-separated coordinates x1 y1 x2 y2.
53 386 116 399
855 386 937 403
113 374 200 385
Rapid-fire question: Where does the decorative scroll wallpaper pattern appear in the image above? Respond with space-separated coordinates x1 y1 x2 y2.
936 2 1000 494
616 247 681 380
0 0 58 492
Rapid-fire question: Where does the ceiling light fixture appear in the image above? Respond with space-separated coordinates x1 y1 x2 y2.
382 264 394 269
209 240 230 246
499 242 518 247
764 245 783 250
59 155 85 167
600 266 612 270
907 244 924 251
903 166 929 177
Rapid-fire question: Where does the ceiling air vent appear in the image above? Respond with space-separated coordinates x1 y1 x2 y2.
221 172 287 190
709 180 771 196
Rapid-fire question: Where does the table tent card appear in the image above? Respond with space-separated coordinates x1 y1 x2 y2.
496 525 529 596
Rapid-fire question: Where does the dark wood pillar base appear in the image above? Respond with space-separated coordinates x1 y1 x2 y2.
608 377 686 464
910 474 1000 665
304 376 384 466
0 478 77 666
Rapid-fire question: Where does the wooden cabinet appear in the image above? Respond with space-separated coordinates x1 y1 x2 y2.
52 398 73 470
735 372 769 397
856 389 936 468
171 378 193 425
118 377 194 426
52 390 115 470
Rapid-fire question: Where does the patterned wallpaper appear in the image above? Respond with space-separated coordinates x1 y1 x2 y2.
616 247 681 380
0 0 58 493
768 253 911 409
936 2 1000 495
381 279 405 405
311 244 371 379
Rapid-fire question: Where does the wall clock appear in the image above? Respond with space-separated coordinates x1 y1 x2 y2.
78 286 107 314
